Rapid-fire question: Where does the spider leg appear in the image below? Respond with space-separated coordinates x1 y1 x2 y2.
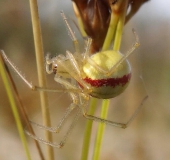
82 38 110 74
60 11 79 54
26 107 82 148
107 29 140 76
56 53 91 91
83 38 92 61
66 51 81 76
29 102 78 133
30 76 81 132
83 95 148 128
26 75 85 147
0 50 84 94
82 29 140 76
1 50 35 89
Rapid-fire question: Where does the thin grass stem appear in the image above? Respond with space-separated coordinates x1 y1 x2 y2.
81 98 97 160
29 0 54 159
92 1 128 160
92 100 110 160
0 54 31 160
113 1 128 50
2 55 45 160
102 13 119 51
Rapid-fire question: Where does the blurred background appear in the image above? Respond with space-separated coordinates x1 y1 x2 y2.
0 0 170 160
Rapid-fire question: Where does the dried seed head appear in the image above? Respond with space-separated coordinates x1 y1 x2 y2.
72 0 111 53
72 0 149 53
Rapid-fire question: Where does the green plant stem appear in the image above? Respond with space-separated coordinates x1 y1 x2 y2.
92 1 128 160
0 53 31 160
113 1 128 50
29 0 54 159
92 100 110 160
81 98 97 160
3 56 45 160
102 13 119 51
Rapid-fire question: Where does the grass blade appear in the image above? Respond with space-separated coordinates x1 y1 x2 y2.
81 98 97 160
0 52 31 160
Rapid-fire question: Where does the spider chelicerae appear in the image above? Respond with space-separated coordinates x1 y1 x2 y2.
1 11 147 148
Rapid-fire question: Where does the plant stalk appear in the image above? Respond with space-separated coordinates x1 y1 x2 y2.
29 0 54 159
2 54 45 160
0 53 31 160
81 98 97 160
92 100 110 160
92 1 128 160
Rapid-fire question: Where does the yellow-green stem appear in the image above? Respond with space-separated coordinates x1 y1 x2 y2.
113 1 128 50
93 1 128 160
4 57 45 160
29 0 54 159
102 13 119 51
81 98 97 160
92 100 110 160
0 54 31 160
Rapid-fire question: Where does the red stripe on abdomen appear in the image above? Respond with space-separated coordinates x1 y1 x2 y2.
83 73 131 88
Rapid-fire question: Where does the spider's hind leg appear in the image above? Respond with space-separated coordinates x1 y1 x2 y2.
29 101 78 133
26 106 82 148
26 76 86 147
83 95 148 128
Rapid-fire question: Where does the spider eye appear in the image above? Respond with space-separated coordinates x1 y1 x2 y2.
53 65 58 74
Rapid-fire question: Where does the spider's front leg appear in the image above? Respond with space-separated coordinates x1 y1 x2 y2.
1 50 84 94
0 50 38 90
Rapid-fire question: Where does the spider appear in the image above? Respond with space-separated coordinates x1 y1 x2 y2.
1 11 147 148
